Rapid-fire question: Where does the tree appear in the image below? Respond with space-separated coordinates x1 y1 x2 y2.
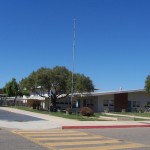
19 72 37 96
19 66 95 111
4 78 18 96
3 78 19 105
74 74 94 93
145 75 150 93
29 67 68 110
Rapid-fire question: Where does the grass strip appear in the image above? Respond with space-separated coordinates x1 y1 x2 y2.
9 106 105 121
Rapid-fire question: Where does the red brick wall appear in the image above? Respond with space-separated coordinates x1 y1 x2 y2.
114 93 128 112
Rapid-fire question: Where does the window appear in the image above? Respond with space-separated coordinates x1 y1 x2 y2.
72 101 76 108
132 101 136 107
137 101 140 107
103 100 114 107
87 99 94 108
147 102 150 106
109 100 114 106
103 100 108 107
132 101 140 108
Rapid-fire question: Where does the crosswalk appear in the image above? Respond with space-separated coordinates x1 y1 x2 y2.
11 129 149 150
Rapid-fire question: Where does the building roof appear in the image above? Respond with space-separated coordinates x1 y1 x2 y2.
0 94 7 97
28 95 45 101
73 89 145 97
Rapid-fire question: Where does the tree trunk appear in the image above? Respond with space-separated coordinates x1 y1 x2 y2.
51 94 57 112
13 96 17 106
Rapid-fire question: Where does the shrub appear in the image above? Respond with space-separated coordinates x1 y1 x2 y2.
80 107 94 116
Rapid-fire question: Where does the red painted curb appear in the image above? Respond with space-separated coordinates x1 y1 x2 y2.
62 124 150 129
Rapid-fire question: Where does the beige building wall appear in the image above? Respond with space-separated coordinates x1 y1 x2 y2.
97 94 114 112
128 91 150 108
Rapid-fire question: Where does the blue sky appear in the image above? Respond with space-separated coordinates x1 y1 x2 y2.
0 0 150 91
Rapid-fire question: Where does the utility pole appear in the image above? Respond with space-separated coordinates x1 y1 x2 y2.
71 19 76 108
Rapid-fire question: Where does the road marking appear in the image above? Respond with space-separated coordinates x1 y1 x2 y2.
18 133 88 137
14 130 77 134
60 143 148 150
33 135 104 141
11 129 149 150
13 130 88 137
45 139 120 147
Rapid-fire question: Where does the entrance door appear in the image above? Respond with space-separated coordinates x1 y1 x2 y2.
83 99 86 107
114 93 128 112
127 101 132 112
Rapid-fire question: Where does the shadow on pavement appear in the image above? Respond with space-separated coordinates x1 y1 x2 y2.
0 109 45 122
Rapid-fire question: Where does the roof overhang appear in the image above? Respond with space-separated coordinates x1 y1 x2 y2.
71 89 145 97
28 95 45 101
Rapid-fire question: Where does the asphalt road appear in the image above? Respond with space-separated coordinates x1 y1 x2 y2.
0 109 45 122
0 129 49 150
79 128 150 146
0 108 150 150
1 128 150 150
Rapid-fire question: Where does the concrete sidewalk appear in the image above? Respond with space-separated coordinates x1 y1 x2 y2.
105 112 150 120
0 107 150 130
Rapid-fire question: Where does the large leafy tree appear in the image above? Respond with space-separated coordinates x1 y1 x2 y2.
74 74 94 93
145 75 150 93
21 72 38 97
19 66 95 111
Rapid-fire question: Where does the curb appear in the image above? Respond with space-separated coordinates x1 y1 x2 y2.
62 124 150 129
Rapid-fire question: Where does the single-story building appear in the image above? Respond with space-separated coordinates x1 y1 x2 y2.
72 89 150 112
27 89 150 112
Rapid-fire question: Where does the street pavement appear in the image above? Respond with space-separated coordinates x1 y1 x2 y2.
1 107 150 150
0 107 150 130
9 128 150 150
0 129 49 150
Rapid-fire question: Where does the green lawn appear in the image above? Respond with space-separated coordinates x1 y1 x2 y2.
10 106 105 121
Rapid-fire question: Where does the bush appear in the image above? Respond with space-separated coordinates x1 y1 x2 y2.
80 107 94 116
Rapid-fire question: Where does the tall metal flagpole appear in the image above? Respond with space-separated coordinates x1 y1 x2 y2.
71 19 76 108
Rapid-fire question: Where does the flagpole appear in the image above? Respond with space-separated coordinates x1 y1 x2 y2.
71 19 76 108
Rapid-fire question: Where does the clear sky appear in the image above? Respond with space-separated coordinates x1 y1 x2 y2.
0 0 150 91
